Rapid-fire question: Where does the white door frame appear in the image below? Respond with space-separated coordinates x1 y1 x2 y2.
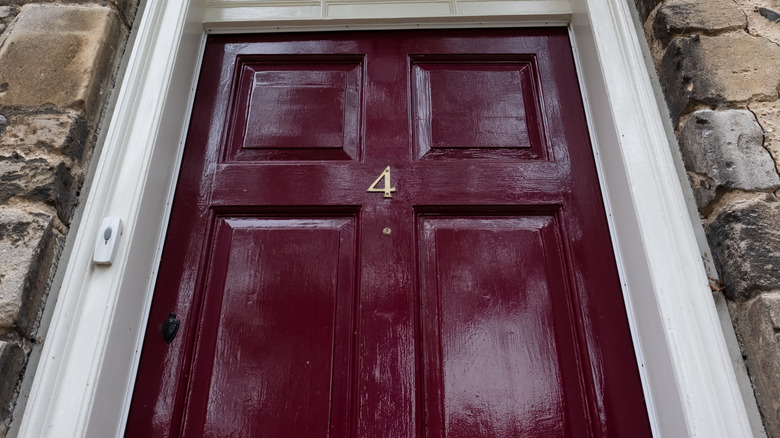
15 0 758 436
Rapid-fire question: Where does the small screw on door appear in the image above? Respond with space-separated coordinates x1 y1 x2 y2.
162 312 180 344
383 228 392 236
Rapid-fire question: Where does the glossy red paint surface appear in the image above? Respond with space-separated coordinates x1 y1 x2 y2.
126 29 651 437
418 217 588 437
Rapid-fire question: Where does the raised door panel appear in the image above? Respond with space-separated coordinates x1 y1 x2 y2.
226 56 363 161
411 57 546 160
181 217 357 437
418 215 588 437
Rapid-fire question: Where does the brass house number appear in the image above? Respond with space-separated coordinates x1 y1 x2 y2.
367 166 397 198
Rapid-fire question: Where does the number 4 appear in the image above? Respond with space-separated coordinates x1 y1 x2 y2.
367 166 397 198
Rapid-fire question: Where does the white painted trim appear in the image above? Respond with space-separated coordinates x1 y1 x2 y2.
569 0 754 435
15 0 756 436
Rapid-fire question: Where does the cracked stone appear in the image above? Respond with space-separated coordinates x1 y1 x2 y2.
0 208 62 337
731 292 780 437
749 101 780 169
680 110 780 208
659 33 780 124
707 196 780 301
654 0 746 45
734 0 780 46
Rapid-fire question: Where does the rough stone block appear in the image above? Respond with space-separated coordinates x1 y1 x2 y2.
749 101 780 170
653 0 746 44
707 196 780 301
734 0 780 47
0 336 25 432
659 33 780 124
0 4 124 120
680 110 780 208
0 111 88 162
0 207 61 337
732 292 780 437
0 153 76 223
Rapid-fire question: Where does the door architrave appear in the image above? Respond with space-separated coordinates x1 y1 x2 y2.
15 0 758 437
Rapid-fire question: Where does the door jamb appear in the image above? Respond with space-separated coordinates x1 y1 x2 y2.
15 0 758 436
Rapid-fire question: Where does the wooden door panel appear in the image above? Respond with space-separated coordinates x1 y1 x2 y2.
226 56 364 161
418 215 587 437
182 217 357 437
412 58 545 160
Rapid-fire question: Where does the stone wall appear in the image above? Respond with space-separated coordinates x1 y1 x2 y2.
0 1 137 435
635 0 780 435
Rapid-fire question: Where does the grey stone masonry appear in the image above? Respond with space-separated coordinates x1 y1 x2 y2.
0 207 62 336
0 154 76 223
732 292 780 437
0 111 87 163
658 32 780 124
0 337 24 436
0 2 137 435
680 110 780 209
707 195 780 302
653 0 746 44
0 111 88 223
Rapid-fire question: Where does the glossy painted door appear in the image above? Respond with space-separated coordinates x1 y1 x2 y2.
125 29 652 437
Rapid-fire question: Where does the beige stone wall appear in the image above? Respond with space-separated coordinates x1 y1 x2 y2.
636 0 780 435
0 1 137 435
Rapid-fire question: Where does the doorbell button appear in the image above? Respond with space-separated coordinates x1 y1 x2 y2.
93 217 123 265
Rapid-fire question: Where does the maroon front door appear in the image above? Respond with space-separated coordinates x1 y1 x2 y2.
126 29 651 437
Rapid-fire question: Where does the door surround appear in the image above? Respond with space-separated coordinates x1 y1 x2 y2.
15 0 757 437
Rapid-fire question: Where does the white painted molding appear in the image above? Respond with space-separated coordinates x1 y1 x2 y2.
202 0 572 21
570 0 754 435
202 2 571 32
15 0 756 436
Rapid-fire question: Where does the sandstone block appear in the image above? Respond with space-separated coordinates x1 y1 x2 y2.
653 0 746 44
0 153 76 222
707 196 780 301
0 4 123 120
0 208 61 337
680 110 780 208
732 292 780 437
0 111 87 162
659 33 780 124
0 337 25 431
